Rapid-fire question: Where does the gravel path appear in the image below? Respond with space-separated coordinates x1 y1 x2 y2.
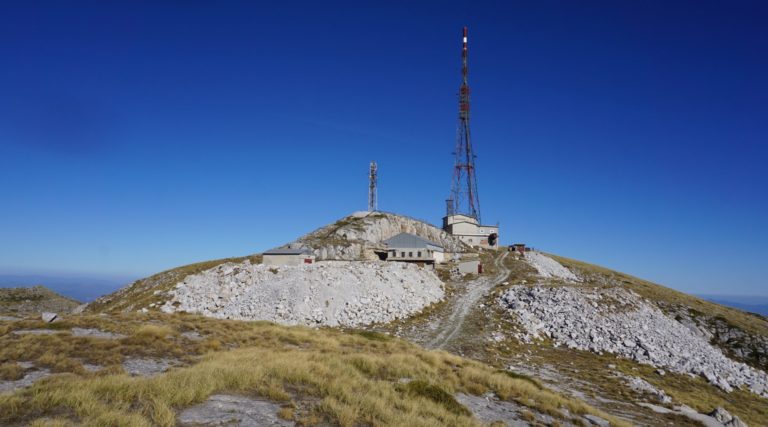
426 252 509 350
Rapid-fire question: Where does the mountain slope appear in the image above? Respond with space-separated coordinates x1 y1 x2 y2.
0 285 81 317
76 214 767 425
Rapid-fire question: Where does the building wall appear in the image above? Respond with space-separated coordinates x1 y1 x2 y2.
445 225 498 248
387 247 445 263
263 254 315 266
458 260 480 274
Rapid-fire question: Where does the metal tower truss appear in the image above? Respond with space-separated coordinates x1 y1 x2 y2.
368 161 378 212
449 27 482 222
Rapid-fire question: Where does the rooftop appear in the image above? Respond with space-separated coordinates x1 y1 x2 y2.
382 233 444 250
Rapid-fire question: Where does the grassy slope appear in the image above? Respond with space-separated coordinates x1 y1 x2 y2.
65 243 767 425
0 313 626 427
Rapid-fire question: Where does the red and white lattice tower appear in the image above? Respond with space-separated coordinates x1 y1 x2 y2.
446 27 481 222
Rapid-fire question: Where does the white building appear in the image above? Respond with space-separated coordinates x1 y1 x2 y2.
442 214 499 249
382 233 446 266
262 248 316 266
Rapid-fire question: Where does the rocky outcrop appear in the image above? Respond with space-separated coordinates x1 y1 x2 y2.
708 407 748 427
615 373 672 403
284 211 468 260
665 304 768 371
499 285 768 397
160 260 444 327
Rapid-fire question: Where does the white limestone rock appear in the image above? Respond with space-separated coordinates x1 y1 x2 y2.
499 285 768 398
41 312 58 323
524 252 579 281
160 260 444 327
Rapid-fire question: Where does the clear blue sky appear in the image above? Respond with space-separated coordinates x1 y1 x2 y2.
1 1 766 296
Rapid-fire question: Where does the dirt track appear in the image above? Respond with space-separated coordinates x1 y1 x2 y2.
425 251 509 349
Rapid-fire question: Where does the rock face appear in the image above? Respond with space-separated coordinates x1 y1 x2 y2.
708 407 748 427
666 303 768 371
499 285 768 398
160 260 444 327
283 211 468 260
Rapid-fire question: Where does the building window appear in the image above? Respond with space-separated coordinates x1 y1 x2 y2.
417 251 422 257
401 252 405 257
408 252 413 257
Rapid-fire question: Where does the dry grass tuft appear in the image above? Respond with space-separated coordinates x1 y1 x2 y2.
0 362 26 381
0 312 627 427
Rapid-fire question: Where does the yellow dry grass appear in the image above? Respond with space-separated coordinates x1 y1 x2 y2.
0 313 628 426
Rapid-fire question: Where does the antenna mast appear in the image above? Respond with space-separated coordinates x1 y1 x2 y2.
448 26 481 222
368 161 378 212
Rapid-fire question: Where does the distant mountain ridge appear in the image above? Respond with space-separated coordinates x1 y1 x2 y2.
699 294 768 316
0 274 130 302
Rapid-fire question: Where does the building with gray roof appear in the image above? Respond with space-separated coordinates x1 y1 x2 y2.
381 233 445 266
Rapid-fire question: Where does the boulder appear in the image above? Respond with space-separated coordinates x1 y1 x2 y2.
41 312 58 323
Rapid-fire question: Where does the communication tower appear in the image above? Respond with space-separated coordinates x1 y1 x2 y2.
368 161 378 212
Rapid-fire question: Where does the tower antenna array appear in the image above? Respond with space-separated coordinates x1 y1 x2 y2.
448 26 482 222
368 161 378 212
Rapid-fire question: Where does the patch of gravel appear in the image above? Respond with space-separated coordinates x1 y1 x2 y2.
160 260 444 327
122 358 175 376
82 363 102 372
177 394 292 426
455 392 548 426
499 285 768 397
0 369 51 393
615 373 672 403
181 331 204 341
524 252 579 281
71 327 126 339
12 329 59 335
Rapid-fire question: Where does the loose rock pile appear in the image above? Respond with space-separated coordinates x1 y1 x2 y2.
160 260 444 327
524 252 580 281
499 285 768 397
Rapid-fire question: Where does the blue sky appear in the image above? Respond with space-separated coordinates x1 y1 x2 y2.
1 1 766 297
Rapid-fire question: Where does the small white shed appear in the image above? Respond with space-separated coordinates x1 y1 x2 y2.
262 248 316 266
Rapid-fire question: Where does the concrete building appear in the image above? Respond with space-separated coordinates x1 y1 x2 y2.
262 248 315 266
457 260 481 275
381 233 445 266
442 214 499 249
